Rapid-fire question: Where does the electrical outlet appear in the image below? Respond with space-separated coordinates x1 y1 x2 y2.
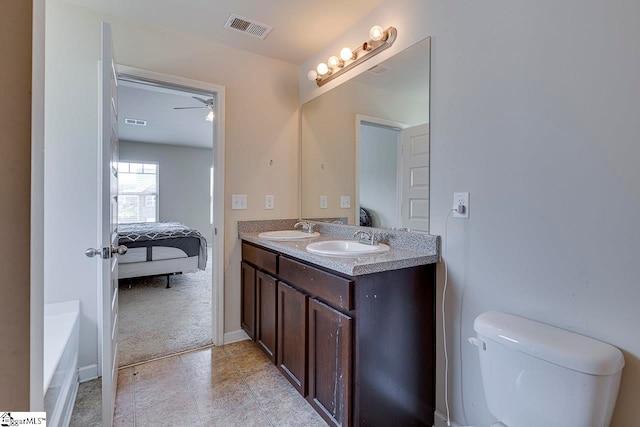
340 196 351 208
453 192 469 218
232 194 247 210
320 195 328 209
265 195 274 210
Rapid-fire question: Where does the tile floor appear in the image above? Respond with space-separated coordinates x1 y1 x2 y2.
72 340 327 427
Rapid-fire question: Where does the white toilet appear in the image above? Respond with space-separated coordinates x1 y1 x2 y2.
471 311 624 427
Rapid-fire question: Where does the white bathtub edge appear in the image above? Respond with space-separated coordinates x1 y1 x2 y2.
43 301 80 394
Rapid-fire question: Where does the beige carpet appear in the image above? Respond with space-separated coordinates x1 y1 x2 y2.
117 249 212 367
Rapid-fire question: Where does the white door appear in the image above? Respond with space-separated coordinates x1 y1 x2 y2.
100 21 122 427
400 123 430 231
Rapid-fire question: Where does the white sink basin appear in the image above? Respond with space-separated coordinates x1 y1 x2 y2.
306 240 390 257
258 230 320 241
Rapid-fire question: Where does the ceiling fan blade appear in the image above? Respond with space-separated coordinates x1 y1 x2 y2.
173 106 207 110
192 96 210 104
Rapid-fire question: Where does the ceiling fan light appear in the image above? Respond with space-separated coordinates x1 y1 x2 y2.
206 110 214 122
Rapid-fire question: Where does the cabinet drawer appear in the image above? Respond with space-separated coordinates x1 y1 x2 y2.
242 242 278 275
279 256 353 311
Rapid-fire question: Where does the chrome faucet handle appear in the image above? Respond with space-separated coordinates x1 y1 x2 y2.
353 230 371 241
294 221 315 233
354 230 380 245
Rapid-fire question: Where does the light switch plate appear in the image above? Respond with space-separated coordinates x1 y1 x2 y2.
340 196 351 208
453 192 469 218
265 195 274 210
320 195 328 209
232 194 247 210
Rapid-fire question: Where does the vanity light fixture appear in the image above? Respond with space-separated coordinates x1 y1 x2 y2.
205 110 215 122
308 25 397 87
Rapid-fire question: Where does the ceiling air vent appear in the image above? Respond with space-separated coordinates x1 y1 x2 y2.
224 14 273 40
124 118 147 126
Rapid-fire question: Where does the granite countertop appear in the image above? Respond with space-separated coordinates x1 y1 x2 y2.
238 219 440 277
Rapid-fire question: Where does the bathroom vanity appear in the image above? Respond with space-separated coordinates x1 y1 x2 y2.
239 220 440 426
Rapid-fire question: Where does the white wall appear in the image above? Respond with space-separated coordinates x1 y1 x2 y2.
44 0 299 371
301 1 640 425
119 141 213 243
359 124 398 228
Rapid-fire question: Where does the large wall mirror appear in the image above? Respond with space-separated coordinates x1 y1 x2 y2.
301 37 430 232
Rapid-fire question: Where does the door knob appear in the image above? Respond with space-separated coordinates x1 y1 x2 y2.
85 248 102 258
112 245 128 255
85 247 109 259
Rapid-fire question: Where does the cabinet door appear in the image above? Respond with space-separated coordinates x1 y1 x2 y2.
308 298 352 427
240 261 256 341
277 281 308 396
256 270 277 362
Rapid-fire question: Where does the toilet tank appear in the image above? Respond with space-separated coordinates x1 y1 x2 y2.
473 311 624 427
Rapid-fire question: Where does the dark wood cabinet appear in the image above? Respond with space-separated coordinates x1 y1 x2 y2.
242 240 436 427
256 270 277 362
277 281 308 395
240 261 256 340
308 298 352 427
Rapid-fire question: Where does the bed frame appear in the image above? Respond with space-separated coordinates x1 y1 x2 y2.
117 222 207 287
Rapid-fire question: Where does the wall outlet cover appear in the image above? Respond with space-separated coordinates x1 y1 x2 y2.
453 192 469 218
320 195 328 209
232 194 247 210
265 195 274 210
340 195 351 209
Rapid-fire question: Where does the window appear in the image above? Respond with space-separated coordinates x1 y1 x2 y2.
118 162 158 223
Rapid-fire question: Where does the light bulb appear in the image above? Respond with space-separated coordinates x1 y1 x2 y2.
206 110 214 122
328 56 343 68
316 63 329 76
340 47 354 61
307 70 318 81
369 25 386 41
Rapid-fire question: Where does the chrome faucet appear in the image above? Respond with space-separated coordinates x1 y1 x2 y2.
294 221 316 234
353 230 379 245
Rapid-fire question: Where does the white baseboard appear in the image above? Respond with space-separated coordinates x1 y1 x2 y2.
223 329 249 344
78 364 98 383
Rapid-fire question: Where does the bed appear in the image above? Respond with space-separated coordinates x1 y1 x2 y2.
117 222 207 286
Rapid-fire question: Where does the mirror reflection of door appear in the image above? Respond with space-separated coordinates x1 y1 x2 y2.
400 123 429 231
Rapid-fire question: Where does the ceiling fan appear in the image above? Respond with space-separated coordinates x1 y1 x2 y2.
173 96 215 122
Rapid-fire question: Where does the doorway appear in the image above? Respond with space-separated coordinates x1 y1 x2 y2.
355 115 406 229
104 66 226 367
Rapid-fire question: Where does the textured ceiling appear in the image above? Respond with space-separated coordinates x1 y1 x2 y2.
118 81 214 148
